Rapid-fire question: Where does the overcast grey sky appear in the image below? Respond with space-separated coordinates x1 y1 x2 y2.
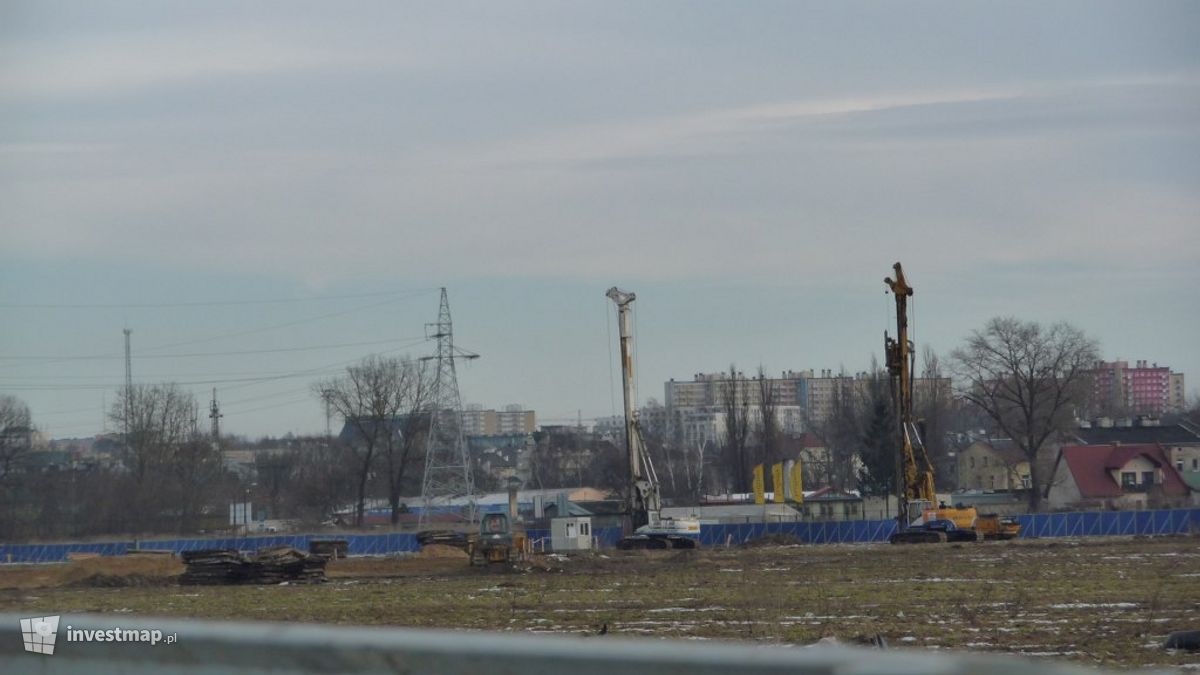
2 1 1198 439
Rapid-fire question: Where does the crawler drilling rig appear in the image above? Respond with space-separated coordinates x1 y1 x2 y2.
606 287 700 550
883 263 1021 543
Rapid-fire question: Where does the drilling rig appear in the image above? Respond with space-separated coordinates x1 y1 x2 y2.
883 264 1019 544
606 287 700 550
884 263 952 543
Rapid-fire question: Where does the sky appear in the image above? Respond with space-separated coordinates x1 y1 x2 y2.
2 1 1198 440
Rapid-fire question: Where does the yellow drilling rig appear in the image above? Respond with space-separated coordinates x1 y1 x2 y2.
884 263 1019 544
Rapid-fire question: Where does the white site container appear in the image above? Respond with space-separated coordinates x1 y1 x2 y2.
550 517 594 552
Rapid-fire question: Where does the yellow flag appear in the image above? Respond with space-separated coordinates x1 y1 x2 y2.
772 463 785 504
790 460 803 503
752 464 765 505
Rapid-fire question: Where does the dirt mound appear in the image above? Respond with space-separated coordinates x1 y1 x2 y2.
741 534 803 548
69 573 176 588
0 554 184 590
417 544 469 559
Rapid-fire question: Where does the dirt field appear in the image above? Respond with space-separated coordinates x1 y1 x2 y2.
0 536 1197 669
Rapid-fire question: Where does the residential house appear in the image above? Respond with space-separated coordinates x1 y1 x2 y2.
1046 444 1193 510
798 487 863 521
956 439 1030 492
1071 419 1200 500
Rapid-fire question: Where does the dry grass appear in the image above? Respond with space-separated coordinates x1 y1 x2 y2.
1 536 1197 669
0 554 184 590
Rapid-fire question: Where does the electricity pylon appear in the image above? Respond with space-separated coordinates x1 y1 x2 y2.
418 288 479 528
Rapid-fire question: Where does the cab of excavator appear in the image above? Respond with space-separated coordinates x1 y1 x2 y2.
480 513 510 537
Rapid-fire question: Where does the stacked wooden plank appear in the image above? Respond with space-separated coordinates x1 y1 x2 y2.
180 547 327 585
179 549 246 585
250 546 327 584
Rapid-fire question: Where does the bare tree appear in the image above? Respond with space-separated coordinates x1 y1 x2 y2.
805 369 861 491
950 317 1099 511
384 358 432 524
856 367 895 497
316 355 423 527
755 366 781 470
720 365 752 493
168 432 224 534
288 439 359 526
640 399 705 505
109 383 202 532
916 346 955 490
0 395 34 485
0 395 35 539
110 383 197 484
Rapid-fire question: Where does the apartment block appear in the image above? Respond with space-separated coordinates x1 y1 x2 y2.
462 404 537 436
1091 360 1185 416
665 369 949 435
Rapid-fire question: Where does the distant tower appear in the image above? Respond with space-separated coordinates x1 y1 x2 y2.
123 328 133 439
209 388 223 451
418 288 479 528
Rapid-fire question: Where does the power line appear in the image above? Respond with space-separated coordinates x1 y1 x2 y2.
0 288 438 309
0 339 432 391
0 336 428 363
0 294 430 371
138 295 424 354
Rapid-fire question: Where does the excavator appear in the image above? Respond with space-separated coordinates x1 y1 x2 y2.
883 263 1020 544
606 287 701 550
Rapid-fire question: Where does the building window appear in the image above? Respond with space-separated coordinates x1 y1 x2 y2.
983 456 989 467
1178 461 1185 472
1194 458 1198 471
969 457 975 468
1142 471 1154 485
989 475 995 488
1121 472 1136 487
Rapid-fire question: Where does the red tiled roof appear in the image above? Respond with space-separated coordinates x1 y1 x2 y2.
1060 444 1190 498
799 432 824 449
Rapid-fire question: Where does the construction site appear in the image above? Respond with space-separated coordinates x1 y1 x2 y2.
0 535 1196 669
1 270 1198 673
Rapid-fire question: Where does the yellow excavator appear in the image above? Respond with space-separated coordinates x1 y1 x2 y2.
884 263 1020 544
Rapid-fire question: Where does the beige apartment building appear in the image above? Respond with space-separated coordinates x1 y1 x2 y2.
462 405 536 436
664 370 950 445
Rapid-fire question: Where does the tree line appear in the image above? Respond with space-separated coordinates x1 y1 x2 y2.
0 315 1173 540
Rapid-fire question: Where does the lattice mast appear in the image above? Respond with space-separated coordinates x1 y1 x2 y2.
418 288 479 528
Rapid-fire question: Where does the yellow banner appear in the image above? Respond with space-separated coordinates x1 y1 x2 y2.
790 460 803 503
752 464 765 505
772 463 785 504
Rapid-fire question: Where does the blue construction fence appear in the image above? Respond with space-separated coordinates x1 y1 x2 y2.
2 507 1198 563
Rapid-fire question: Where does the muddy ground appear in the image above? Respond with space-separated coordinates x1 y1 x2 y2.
0 536 1197 669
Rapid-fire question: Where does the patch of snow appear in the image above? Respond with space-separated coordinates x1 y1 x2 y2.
1048 602 1137 609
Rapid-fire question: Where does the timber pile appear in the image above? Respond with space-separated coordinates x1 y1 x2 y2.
180 547 326 585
